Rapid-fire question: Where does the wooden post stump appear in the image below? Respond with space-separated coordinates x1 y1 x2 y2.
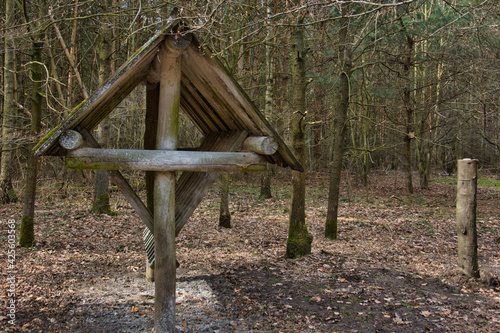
456 158 479 278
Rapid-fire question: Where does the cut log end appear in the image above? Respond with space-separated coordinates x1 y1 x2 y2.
59 130 84 150
242 136 279 155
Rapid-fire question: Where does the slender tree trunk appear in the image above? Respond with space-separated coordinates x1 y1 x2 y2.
92 3 115 215
401 21 415 194
219 172 231 228
361 58 370 188
20 21 45 246
325 3 352 240
260 4 274 199
286 15 312 259
1 0 18 204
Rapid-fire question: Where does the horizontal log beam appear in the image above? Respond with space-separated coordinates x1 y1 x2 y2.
242 136 278 155
66 148 267 172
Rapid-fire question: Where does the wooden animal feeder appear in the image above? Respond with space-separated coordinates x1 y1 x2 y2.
35 17 302 332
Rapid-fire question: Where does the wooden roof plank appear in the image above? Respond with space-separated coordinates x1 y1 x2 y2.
181 41 303 171
180 79 227 133
181 45 258 132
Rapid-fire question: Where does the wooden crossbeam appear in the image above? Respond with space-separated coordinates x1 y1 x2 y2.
65 148 267 172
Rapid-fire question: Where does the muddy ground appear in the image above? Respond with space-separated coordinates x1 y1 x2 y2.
1 170 500 332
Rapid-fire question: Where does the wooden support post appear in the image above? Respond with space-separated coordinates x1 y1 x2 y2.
154 33 191 333
145 64 160 282
456 158 480 278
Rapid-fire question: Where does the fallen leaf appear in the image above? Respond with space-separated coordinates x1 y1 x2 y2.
393 317 411 325
310 296 322 303
421 311 432 317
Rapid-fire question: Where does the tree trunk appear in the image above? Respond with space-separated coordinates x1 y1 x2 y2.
325 3 351 240
92 4 114 215
286 15 312 259
260 165 272 199
219 172 231 228
1 0 18 204
456 158 479 278
260 2 273 199
401 21 415 194
20 31 45 247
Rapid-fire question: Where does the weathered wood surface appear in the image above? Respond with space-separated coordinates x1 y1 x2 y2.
153 35 189 332
154 34 190 332
144 80 159 274
174 131 248 233
59 130 84 150
456 158 479 278
66 148 267 172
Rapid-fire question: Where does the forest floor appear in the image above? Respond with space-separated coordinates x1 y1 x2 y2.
1 170 500 332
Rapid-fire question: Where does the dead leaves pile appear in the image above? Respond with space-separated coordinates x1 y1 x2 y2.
1 171 499 332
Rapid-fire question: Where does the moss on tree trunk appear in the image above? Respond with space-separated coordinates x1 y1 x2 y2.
19 217 35 248
0 0 18 204
91 192 117 215
286 220 313 259
1 183 18 204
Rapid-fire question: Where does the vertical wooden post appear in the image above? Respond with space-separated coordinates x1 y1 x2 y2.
456 158 479 278
145 59 160 283
153 33 191 333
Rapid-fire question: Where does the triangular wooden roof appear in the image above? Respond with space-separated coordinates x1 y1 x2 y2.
35 18 302 172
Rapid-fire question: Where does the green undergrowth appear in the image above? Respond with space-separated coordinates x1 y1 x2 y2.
432 175 500 189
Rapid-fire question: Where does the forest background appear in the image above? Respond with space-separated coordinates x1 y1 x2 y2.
1 0 499 208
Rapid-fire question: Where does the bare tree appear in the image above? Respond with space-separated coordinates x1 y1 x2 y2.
20 1 47 247
325 1 352 240
1 0 18 204
286 12 312 259
92 0 116 215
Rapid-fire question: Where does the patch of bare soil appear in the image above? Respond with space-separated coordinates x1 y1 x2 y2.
1 170 500 332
